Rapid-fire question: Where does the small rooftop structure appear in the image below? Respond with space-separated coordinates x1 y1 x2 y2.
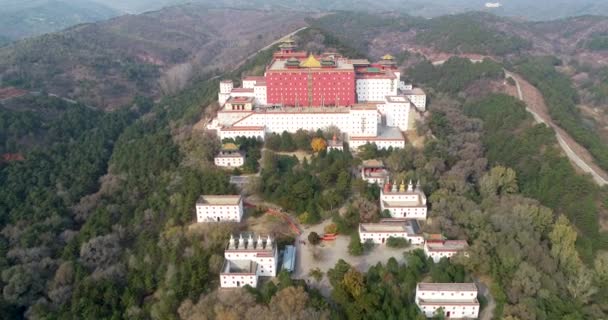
221 143 239 151
282 245 296 272
301 54 322 68
362 159 385 168
361 159 389 184
425 240 469 252
196 195 242 206
328 134 344 151
385 95 409 103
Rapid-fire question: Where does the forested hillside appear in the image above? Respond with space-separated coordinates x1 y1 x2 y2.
409 59 608 319
310 12 534 59
0 6 307 109
2 6 608 320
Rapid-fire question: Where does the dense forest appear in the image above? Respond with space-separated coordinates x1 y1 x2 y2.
310 12 531 58
408 62 608 317
1 13 608 320
414 13 532 56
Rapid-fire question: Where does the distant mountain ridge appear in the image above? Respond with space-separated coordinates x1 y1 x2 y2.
0 0 119 41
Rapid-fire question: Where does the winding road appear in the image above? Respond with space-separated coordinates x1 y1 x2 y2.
504 70 608 186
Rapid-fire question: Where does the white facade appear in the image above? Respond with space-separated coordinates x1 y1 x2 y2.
379 96 410 130
416 283 480 319
219 80 234 105
222 107 379 138
220 234 278 288
356 77 398 102
380 181 427 220
213 72 426 149
214 154 245 167
359 219 424 245
424 240 469 263
219 126 266 141
349 137 406 150
254 84 267 105
402 88 427 112
195 195 243 223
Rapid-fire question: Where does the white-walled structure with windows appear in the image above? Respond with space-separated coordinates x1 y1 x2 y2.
195 195 243 223
424 240 469 263
359 219 424 245
402 88 427 112
220 234 278 288
380 180 427 220
416 283 480 319
214 143 245 168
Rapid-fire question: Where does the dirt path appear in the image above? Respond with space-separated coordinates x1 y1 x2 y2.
475 278 496 320
504 70 608 186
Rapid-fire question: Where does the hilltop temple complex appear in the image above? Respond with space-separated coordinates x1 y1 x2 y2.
208 38 426 149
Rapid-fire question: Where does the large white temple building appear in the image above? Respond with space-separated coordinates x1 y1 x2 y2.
208 38 426 150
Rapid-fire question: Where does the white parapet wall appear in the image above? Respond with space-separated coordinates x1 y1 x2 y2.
380 181 427 220
359 219 424 245
416 283 480 319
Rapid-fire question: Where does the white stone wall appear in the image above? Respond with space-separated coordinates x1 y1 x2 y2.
214 156 245 167
406 94 427 112
243 80 256 89
219 93 231 105
349 138 405 150
418 304 479 319
217 111 252 126
254 85 267 105
349 109 379 137
196 200 243 223
362 176 386 185
424 248 459 263
220 81 234 94
356 78 397 102
225 250 278 277
416 287 477 302
232 109 378 137
380 204 427 219
230 91 255 98
219 128 266 141
359 231 424 245
220 274 257 288
379 98 410 130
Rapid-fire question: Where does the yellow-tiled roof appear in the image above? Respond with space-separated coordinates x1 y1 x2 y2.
222 143 239 151
382 54 395 60
301 54 321 68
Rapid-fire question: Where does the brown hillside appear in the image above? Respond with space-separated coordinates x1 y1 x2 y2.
0 5 307 109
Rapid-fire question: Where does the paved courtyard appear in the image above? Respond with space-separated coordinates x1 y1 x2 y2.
292 220 421 295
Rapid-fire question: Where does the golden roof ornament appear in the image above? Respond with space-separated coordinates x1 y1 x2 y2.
301 54 321 68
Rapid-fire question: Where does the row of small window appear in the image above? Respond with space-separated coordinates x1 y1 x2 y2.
420 292 475 296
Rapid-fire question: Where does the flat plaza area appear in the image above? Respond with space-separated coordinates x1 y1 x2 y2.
292 220 421 295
